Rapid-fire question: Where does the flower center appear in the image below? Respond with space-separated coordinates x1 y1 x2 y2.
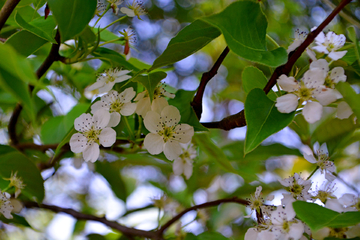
290 183 303 196
159 126 175 142
109 100 123 112
282 221 290 232
84 127 101 144
298 86 312 102
329 227 348 238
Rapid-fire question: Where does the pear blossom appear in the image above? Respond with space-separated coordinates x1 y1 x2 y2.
107 0 123 14
173 143 196 179
246 186 275 218
91 88 137 127
271 204 305 240
119 27 136 60
70 109 116 162
339 193 360 211
134 83 175 117
87 68 132 94
120 1 146 19
3 172 25 198
144 105 194 160
311 182 337 203
245 227 276 240
96 0 108 15
0 190 13 219
312 29 347 60
287 29 307 53
303 142 336 181
279 173 312 203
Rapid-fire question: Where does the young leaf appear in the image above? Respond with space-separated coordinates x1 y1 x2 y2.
15 13 56 43
293 201 360 231
347 26 360 67
336 82 360 120
201 1 287 67
0 152 44 202
193 133 237 174
133 71 167 101
47 0 97 42
244 88 295 154
168 90 208 132
149 20 221 71
242 66 277 101
5 30 49 57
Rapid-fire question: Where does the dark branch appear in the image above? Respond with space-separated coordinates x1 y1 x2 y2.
157 196 249 235
200 0 352 130
191 47 230 119
0 0 21 31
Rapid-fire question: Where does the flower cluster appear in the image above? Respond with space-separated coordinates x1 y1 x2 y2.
278 29 349 123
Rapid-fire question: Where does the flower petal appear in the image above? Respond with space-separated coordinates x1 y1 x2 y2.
93 109 111 129
108 112 121 127
83 143 100 162
303 101 322 123
303 153 317 163
164 140 182 160
74 113 93 132
313 87 337 105
151 97 169 115
135 97 151 116
275 94 298 113
120 102 136 116
303 69 326 88
70 133 87 153
330 67 346 83
120 7 136 17
114 74 132 83
277 75 298 92
337 101 353 119
173 124 194 143
98 82 115 93
144 111 162 133
144 133 164 155
119 87 136 102
328 50 347 61
87 80 105 91
161 105 181 127
99 127 116 147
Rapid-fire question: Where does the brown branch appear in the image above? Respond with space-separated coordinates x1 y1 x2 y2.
24 202 163 240
156 196 249 235
0 0 21 31
200 0 352 130
191 47 230 119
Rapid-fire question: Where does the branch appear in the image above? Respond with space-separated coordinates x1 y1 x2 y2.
200 0 352 130
191 47 230 119
0 0 21 31
156 196 249 235
24 202 163 240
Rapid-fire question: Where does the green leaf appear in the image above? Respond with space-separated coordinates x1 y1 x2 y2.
193 133 237 174
92 47 139 71
150 20 221 71
47 0 97 42
336 82 360 120
201 1 287 67
289 114 310 144
95 28 125 45
0 214 31 227
133 72 167 101
196 232 229 240
293 201 360 231
0 152 44 202
347 26 360 67
6 6 40 27
168 90 208 132
244 88 295 154
15 13 56 43
95 162 128 202
41 103 89 144
5 30 49 57
242 66 277 101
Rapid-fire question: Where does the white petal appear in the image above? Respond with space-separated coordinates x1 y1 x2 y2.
183 161 193 179
312 227 330 240
161 105 181 127
303 101 323 123
319 143 328 155
134 91 146 101
313 45 329 54
144 111 162 133
173 124 194 143
314 31 325 43
135 97 151 116
310 59 329 74
325 171 336 182
245 228 259 240
151 97 169 115
303 153 317 163
91 100 108 114
119 87 136 102
313 87 337 105
328 50 347 60
277 75 298 92
98 82 115 93
99 128 116 147
306 48 317 61
93 109 111 129
70 133 87 153
289 222 305 240
74 113 93 132
339 193 356 206
173 158 184 176
164 141 182 160
330 67 346 83
120 102 136 116
83 143 100 162
120 7 136 17
325 199 344 213
114 74 132 83
275 94 298 113
257 230 276 240
144 133 164 155
108 112 121 127
114 70 131 77
287 39 302 53
337 101 353 119
87 80 105 91
303 69 326 88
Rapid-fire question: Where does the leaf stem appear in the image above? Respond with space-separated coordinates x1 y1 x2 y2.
266 34 280 48
98 16 127 34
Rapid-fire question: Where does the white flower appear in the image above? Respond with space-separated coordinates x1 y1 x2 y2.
271 204 305 240
246 186 274 218
336 101 353 119
339 193 360 211
287 29 307 53
120 1 146 19
312 29 347 60
279 173 312 202
134 83 175 117
87 69 132 94
3 172 25 198
70 109 116 162
144 105 194 160
0 191 13 219
311 182 337 203
119 27 136 60
173 143 196 179
107 0 123 14
91 88 137 127
303 142 336 181
96 0 108 16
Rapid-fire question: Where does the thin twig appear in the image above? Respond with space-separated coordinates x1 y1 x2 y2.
156 196 249 235
191 47 230 119
0 0 21 31
200 0 353 130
